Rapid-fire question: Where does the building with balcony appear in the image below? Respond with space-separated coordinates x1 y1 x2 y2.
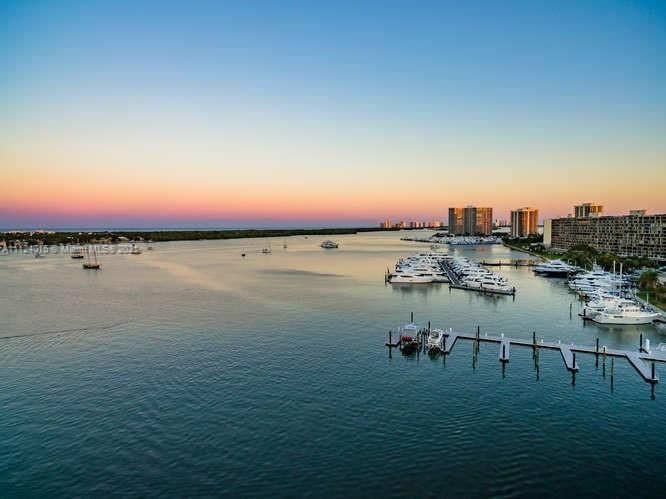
544 212 665 261
448 206 493 235
510 207 539 237
574 202 603 218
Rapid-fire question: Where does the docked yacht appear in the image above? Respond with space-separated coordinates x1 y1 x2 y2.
533 259 576 277
389 273 434 284
590 303 659 325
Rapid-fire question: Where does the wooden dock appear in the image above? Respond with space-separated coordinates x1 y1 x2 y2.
386 325 666 384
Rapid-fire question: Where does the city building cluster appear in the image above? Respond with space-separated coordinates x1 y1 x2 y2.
379 201 664 261
379 219 443 229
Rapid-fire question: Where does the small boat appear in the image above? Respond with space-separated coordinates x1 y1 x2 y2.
71 247 84 259
427 328 445 353
399 323 419 354
320 240 339 249
147 246 154 251
241 253 246 257
261 239 272 254
83 245 101 270
130 244 142 255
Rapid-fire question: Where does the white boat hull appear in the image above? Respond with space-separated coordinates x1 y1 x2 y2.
591 314 658 325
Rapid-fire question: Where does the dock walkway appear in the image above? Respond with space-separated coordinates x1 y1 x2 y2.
387 327 666 384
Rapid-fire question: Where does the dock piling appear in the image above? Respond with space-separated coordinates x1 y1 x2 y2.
640 333 643 352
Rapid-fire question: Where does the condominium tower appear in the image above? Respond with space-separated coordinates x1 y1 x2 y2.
448 206 493 235
510 207 539 237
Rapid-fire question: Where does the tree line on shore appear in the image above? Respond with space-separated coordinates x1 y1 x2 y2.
1 227 397 246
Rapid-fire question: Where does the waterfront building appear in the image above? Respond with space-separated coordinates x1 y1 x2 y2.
448 208 464 235
574 202 603 218
545 212 665 261
448 206 493 235
510 207 539 237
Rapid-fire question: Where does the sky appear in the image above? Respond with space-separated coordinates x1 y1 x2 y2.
1 0 665 229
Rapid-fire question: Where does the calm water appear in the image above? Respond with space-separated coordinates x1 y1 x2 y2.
1 231 665 497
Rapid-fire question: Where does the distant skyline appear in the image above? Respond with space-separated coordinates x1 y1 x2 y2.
2 0 665 229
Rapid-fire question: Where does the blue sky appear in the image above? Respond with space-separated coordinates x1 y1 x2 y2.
1 0 665 228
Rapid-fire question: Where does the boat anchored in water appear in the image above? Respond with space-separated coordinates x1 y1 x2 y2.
320 240 339 249
83 245 101 270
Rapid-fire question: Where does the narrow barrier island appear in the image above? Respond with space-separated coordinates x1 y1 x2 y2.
1 227 396 246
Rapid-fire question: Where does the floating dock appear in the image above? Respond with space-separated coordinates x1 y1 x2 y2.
386 326 663 384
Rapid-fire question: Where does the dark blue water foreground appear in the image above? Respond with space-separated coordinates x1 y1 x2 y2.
1 232 665 497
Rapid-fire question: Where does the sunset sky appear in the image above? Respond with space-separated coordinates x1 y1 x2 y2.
1 0 665 228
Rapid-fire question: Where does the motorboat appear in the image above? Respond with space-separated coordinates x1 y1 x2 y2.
427 329 445 353
389 273 434 284
71 247 84 259
320 240 339 249
399 323 419 354
590 303 659 325
533 259 576 277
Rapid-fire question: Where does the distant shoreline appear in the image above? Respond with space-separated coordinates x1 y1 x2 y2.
1 227 405 245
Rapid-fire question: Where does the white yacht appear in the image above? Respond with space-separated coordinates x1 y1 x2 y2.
320 240 339 249
591 303 659 325
389 273 434 284
533 259 576 277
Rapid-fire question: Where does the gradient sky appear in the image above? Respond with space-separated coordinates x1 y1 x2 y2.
1 0 665 228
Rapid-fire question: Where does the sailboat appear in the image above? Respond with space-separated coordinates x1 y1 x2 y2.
83 245 101 269
261 239 272 254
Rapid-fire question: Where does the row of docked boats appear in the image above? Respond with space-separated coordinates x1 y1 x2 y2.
447 256 514 293
432 235 502 246
534 260 660 325
394 322 451 355
386 252 450 283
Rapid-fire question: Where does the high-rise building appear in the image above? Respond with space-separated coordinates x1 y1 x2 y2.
574 202 603 218
510 207 539 237
449 206 493 235
379 218 392 229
